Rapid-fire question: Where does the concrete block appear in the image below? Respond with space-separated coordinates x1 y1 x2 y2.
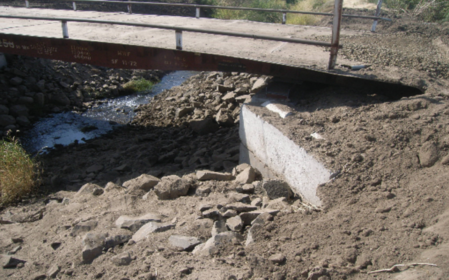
239 105 330 206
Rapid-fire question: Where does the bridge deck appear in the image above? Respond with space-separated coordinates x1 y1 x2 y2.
0 6 421 95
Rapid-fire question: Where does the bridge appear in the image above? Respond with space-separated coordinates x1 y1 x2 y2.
0 1 419 95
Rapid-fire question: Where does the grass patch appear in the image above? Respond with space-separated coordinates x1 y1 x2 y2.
0 136 40 205
123 78 154 93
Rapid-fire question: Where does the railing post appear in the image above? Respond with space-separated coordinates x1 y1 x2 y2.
176 30 183 50
196 7 200 19
328 0 343 70
25 0 29 8
73 2 77 11
371 0 383 32
61 21 69 39
282 13 286 24
128 0 132 14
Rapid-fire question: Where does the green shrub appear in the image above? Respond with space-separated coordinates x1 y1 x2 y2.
0 136 40 205
245 0 287 23
384 0 449 22
211 0 287 23
209 0 335 25
287 0 334 25
123 78 154 93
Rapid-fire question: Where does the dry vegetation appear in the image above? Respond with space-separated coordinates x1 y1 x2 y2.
0 136 39 205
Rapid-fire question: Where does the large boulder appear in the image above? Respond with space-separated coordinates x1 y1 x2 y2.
111 252 132 266
226 216 243 232
70 220 98 237
240 209 279 225
104 233 132 249
81 233 105 263
245 212 273 246
9 105 28 117
225 202 257 213
250 77 267 93
34 92 45 106
132 222 175 242
260 180 293 200
176 107 194 118
221 91 236 102
0 105 8 115
196 170 233 181
0 115 15 127
50 92 71 106
419 142 439 167
75 183 103 197
115 213 163 232
215 109 234 126
1 254 24 268
211 220 227 237
168 235 201 251
9 77 23 86
154 175 190 200
16 116 30 126
123 174 160 193
235 166 256 184
193 232 243 256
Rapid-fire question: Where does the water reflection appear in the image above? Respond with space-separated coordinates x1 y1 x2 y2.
23 71 197 154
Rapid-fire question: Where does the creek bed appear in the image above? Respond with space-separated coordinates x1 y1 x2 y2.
23 71 197 154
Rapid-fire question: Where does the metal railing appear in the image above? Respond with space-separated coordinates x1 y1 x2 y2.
22 0 391 24
11 0 382 69
0 14 337 47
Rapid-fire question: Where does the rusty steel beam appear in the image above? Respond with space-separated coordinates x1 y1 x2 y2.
0 34 419 96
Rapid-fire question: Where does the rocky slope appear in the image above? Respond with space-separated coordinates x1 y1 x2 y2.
0 55 163 136
2 63 449 279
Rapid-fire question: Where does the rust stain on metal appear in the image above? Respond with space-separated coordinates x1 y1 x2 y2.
0 34 419 95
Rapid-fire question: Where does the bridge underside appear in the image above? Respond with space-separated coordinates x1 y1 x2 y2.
0 34 421 96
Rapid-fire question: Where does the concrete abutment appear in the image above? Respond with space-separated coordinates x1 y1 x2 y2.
239 104 331 206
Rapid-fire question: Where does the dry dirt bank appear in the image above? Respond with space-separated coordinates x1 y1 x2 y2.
2 69 449 280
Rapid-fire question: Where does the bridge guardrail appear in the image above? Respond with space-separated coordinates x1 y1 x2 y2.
11 0 388 69
0 14 340 49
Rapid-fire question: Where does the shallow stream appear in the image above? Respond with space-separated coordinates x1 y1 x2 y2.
23 71 197 154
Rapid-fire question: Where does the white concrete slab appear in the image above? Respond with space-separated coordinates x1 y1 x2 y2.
239 105 331 206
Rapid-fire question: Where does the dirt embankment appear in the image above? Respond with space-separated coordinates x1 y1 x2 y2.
2 62 449 279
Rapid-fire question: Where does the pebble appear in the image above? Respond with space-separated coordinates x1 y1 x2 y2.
268 253 286 264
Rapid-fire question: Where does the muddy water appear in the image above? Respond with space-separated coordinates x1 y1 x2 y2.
23 71 197 154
